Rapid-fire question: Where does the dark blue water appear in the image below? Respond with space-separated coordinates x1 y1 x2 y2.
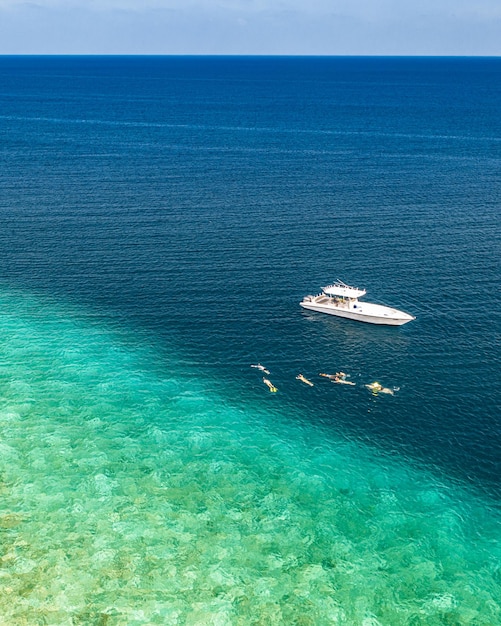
0 56 500 622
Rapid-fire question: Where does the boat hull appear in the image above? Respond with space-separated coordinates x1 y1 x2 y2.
300 300 414 326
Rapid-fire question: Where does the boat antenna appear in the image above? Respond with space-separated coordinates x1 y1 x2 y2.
336 278 348 287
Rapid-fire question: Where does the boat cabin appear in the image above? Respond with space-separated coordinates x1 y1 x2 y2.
318 282 366 309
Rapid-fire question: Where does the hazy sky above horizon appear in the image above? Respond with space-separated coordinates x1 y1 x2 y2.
0 0 499 55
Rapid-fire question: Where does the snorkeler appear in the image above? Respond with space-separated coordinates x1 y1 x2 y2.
263 377 278 392
320 372 355 385
365 381 394 395
251 363 271 375
296 374 314 386
332 373 355 386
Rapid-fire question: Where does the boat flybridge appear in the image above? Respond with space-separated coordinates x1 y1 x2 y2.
300 280 415 326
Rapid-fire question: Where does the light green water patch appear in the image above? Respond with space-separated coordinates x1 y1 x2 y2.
0 292 499 625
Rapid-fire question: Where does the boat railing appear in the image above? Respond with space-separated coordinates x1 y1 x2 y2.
324 282 361 293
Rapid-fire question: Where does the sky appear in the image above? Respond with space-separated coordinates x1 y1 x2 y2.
0 0 500 56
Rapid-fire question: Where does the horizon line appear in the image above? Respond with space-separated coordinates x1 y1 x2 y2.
1 53 500 58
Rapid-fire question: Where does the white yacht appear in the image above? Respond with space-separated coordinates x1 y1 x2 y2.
300 281 415 326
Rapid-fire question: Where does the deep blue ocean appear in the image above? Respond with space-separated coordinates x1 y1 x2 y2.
0 56 500 624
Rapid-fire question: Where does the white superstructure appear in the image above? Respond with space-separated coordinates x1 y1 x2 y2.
300 280 415 326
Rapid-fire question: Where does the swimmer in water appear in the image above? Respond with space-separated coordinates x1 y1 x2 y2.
251 363 271 375
320 372 355 385
333 373 355 386
296 374 314 386
263 377 278 392
319 372 338 380
365 381 393 395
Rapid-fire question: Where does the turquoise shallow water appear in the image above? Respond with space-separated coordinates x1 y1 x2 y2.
0 291 500 625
